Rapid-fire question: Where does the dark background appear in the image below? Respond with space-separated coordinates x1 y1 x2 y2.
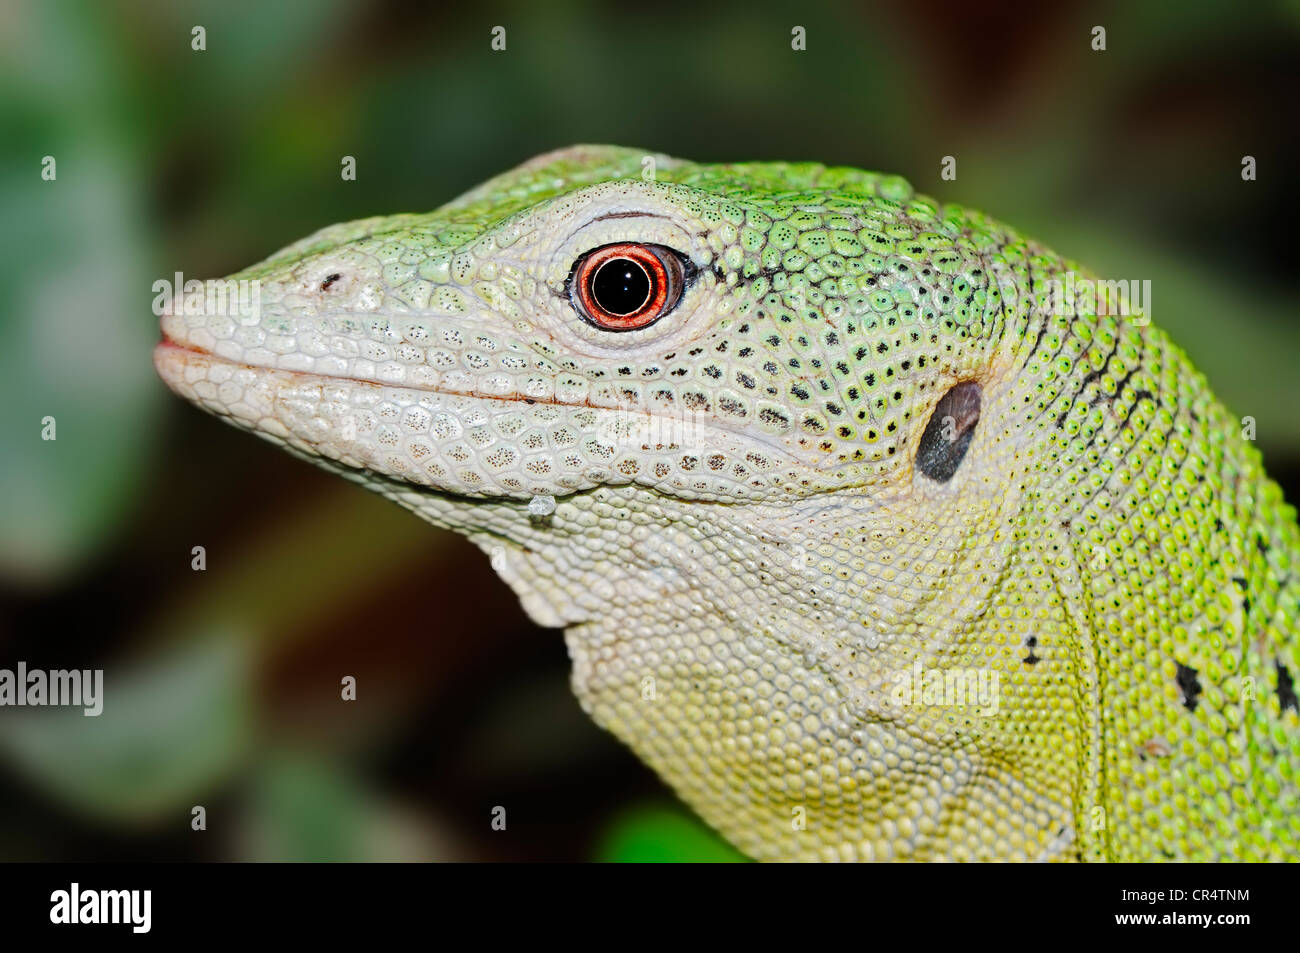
1 0 1297 860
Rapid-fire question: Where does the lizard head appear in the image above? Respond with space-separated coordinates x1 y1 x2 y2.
155 144 1018 507
155 146 1069 860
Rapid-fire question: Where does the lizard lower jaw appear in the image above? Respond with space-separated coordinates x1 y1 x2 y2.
154 338 597 497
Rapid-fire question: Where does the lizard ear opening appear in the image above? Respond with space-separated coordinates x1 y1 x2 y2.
915 381 981 483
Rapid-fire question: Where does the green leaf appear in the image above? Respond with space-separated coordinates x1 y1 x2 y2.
595 803 749 863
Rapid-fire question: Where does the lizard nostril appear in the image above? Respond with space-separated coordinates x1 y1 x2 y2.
320 273 342 292
915 381 981 483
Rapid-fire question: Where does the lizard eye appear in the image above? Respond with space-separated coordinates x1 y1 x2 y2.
570 243 685 331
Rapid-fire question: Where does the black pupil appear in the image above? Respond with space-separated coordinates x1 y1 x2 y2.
591 258 652 315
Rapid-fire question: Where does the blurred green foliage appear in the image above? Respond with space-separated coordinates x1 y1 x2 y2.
0 637 251 823
0 0 1296 861
597 804 749 863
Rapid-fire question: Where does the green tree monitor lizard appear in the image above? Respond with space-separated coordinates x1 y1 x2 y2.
153 145 1299 862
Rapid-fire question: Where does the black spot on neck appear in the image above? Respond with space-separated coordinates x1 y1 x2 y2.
1175 662 1202 712
1277 660 1298 714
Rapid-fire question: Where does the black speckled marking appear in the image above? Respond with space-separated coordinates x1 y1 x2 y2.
1277 660 1298 714
1175 662 1202 712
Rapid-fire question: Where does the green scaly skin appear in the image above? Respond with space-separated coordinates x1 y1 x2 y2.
154 146 1299 861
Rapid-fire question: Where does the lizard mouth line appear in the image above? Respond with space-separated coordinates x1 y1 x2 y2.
155 336 616 414
153 336 804 465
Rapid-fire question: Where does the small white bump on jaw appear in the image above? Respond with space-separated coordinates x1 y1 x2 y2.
528 494 557 516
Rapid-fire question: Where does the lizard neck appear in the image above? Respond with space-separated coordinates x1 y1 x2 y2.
1020 301 1300 860
483 482 1079 861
